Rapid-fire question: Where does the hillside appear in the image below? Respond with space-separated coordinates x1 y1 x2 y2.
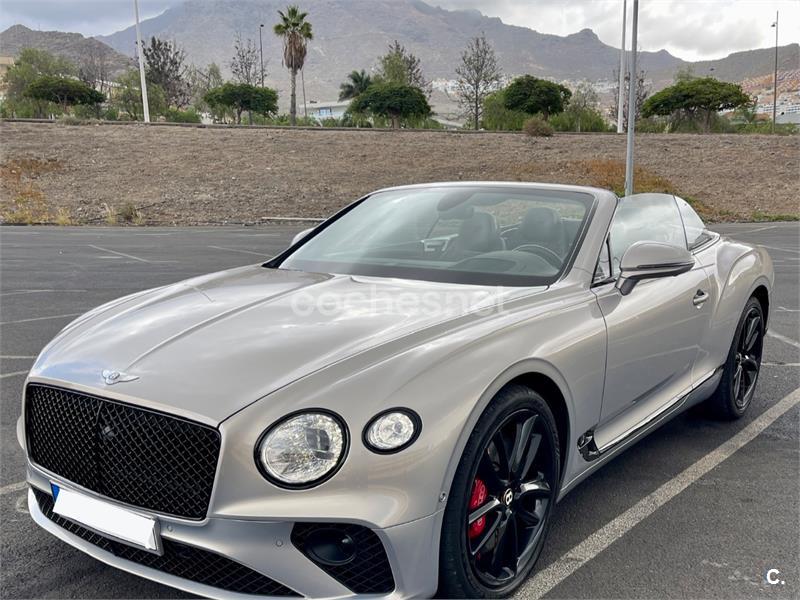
0 24 133 77
97 0 686 102
96 0 799 104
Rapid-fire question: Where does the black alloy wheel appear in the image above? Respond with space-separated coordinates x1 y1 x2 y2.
438 386 560 598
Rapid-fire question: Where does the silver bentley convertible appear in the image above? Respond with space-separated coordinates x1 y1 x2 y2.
19 183 773 599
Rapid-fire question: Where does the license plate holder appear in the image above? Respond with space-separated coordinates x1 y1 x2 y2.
51 483 161 554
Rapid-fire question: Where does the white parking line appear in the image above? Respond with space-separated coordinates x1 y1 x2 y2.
208 245 266 257
0 313 80 326
0 289 87 297
767 331 800 350
0 370 28 379
0 482 27 496
517 387 800 599
0 355 36 359
87 244 151 263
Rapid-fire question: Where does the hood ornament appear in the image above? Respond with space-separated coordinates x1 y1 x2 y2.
102 370 139 385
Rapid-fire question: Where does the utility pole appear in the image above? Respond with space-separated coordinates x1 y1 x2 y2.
624 0 639 197
259 24 265 87
771 11 779 133
616 0 627 133
133 0 150 123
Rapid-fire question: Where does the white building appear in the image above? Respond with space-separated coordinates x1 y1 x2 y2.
303 100 350 123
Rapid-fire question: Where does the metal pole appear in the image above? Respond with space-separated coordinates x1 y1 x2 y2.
616 0 627 133
772 11 779 133
133 0 150 123
301 68 307 118
624 0 638 197
259 24 265 87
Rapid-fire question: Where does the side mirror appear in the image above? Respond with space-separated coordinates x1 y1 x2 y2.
291 227 314 246
616 241 694 296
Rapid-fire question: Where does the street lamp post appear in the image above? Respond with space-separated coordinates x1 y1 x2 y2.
133 0 150 123
259 24 265 87
616 0 627 134
624 0 639 197
771 12 779 133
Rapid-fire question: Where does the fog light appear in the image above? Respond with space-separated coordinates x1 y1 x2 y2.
304 527 356 566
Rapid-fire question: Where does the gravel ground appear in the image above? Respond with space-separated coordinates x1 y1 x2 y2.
1 122 798 225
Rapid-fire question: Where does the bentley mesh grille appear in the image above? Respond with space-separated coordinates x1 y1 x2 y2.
32 488 300 596
25 384 221 520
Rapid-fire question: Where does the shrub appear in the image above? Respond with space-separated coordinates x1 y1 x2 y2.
550 108 611 132
522 117 553 137
320 117 341 127
164 107 202 123
103 106 119 121
481 89 527 130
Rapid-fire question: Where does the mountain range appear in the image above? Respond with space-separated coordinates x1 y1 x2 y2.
2 0 798 109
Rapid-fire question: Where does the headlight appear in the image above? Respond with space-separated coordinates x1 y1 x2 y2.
364 409 421 453
257 412 348 487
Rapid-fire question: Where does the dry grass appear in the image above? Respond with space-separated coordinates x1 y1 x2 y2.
0 157 71 224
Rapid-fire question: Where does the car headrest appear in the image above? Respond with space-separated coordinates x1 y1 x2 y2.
459 212 501 252
520 206 562 243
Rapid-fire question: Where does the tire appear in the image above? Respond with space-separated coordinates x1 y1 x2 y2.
706 296 765 420
438 385 560 598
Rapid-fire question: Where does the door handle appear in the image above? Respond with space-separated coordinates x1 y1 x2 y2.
693 290 710 307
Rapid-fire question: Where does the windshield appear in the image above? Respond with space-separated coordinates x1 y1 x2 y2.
270 186 595 286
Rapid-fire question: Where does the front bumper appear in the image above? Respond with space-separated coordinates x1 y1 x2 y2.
27 464 443 599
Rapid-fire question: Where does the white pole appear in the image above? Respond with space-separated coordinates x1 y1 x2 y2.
624 0 638 196
616 0 627 133
133 0 150 123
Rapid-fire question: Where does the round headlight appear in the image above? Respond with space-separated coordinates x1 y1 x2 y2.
257 412 347 487
364 409 420 453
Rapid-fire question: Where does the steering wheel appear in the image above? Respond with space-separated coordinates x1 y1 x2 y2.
514 244 563 268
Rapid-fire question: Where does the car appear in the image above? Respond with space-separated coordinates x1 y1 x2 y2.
18 182 773 599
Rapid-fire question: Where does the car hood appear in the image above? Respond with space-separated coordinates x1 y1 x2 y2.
30 265 537 425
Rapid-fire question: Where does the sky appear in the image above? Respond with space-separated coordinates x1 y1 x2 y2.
1 0 798 62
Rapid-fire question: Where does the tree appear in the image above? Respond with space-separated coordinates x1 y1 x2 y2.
204 83 278 124
114 68 166 120
77 44 110 95
377 41 430 96
558 82 604 132
2 48 75 117
480 89 528 130
143 36 189 107
611 67 649 131
187 63 224 112
273 5 313 126
231 33 260 86
454 34 502 130
349 82 431 129
642 77 752 132
504 75 571 120
338 69 372 101
24 76 104 112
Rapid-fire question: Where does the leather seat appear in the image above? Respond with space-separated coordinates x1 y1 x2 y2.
507 206 565 256
443 212 504 259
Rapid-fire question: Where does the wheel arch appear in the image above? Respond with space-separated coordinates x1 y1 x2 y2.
440 359 576 502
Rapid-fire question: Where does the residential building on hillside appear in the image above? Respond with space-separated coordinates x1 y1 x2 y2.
0 56 14 97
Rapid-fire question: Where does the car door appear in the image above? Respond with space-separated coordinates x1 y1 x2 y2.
591 194 713 450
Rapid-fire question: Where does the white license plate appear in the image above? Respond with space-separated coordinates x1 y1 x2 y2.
51 483 160 553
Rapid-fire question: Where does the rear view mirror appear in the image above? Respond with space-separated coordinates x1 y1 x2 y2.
616 241 694 296
291 227 314 246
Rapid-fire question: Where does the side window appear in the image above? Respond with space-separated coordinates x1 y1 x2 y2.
676 196 714 250
594 235 614 282
609 194 686 269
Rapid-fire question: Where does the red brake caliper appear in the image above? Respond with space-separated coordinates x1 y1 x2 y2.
468 478 488 539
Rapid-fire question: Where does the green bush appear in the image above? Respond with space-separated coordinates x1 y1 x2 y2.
103 106 119 121
320 117 341 127
550 108 611 132
164 107 202 123
481 89 527 130
522 117 553 137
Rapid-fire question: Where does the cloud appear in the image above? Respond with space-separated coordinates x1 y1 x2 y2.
435 0 800 61
1 0 798 60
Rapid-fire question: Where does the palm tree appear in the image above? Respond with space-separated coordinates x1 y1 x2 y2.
273 5 313 125
338 70 372 101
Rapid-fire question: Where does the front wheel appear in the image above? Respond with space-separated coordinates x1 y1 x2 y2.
438 385 560 598
707 296 765 420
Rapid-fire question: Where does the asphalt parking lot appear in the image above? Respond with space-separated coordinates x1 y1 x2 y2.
1 222 797 599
